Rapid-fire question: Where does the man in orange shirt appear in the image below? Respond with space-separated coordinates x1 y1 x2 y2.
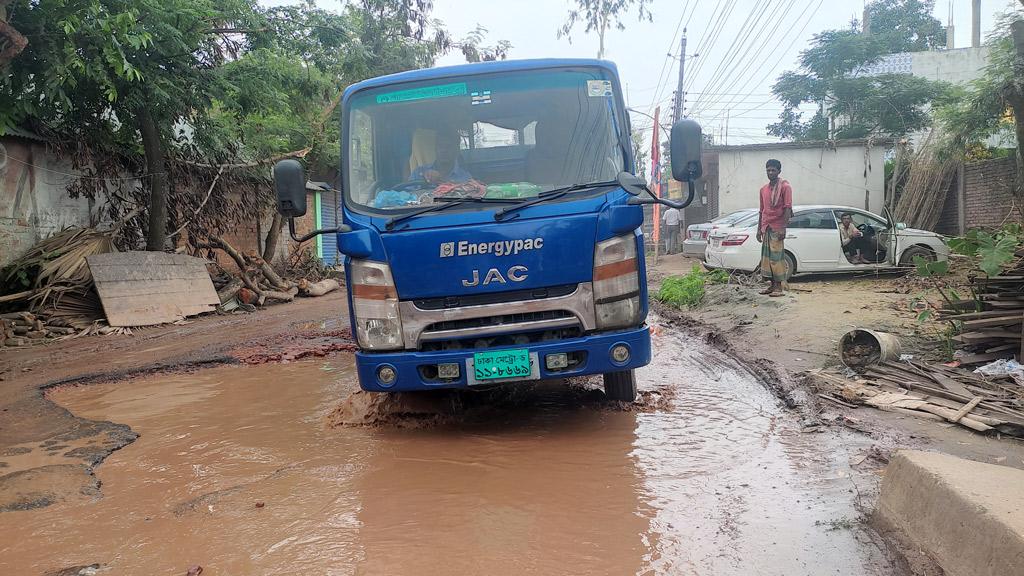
756 159 793 296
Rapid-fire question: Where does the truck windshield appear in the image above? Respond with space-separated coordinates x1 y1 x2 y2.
345 67 627 213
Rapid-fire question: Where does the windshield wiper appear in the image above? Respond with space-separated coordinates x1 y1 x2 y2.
493 180 619 221
384 197 515 231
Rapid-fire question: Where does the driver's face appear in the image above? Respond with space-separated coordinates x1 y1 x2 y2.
436 136 459 165
841 216 852 226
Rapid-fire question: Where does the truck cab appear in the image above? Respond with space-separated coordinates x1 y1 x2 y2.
273 59 701 401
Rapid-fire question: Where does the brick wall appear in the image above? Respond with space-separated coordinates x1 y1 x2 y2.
962 157 1020 230
184 190 319 271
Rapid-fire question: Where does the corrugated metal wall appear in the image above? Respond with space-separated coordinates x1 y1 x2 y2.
317 189 342 267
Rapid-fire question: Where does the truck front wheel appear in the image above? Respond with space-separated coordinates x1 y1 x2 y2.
603 370 637 402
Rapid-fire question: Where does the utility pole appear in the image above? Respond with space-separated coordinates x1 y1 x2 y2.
671 30 687 123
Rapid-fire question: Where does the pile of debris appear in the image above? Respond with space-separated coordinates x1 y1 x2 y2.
814 359 1024 437
1 312 83 347
0 226 115 342
940 272 1024 365
201 236 340 310
1 226 342 347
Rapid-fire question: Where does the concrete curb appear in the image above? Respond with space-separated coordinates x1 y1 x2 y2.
879 450 1024 576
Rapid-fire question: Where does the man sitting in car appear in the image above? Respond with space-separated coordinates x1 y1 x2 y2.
839 212 870 264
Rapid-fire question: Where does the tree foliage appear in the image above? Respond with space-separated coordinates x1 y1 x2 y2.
558 0 651 59
769 0 950 141
866 0 946 52
1 0 498 250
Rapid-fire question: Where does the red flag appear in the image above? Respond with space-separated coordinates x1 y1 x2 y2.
650 107 661 244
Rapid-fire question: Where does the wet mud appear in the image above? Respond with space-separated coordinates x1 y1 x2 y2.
1 326 902 575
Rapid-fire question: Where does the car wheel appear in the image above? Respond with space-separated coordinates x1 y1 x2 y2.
783 252 796 281
899 245 934 267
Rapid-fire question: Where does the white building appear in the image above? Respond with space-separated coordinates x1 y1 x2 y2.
853 46 990 86
711 139 889 216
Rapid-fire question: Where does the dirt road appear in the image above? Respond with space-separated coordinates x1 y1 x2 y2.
1 319 903 575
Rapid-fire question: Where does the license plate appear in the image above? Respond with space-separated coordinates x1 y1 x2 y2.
470 349 533 382
712 238 721 247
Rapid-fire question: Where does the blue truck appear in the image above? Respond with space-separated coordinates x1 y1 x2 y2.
272 59 701 401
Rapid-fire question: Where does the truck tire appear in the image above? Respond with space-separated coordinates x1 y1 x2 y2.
603 370 637 402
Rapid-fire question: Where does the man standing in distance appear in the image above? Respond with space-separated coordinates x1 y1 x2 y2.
756 159 792 296
662 206 681 254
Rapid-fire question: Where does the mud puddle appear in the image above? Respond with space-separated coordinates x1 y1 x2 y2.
2 328 898 575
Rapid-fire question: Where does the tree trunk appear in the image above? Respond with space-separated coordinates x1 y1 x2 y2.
263 211 283 263
0 8 28 67
138 105 169 251
1012 19 1024 198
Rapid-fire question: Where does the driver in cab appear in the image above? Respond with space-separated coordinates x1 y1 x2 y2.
410 130 472 185
839 212 869 264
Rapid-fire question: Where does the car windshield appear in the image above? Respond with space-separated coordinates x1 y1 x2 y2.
345 67 627 213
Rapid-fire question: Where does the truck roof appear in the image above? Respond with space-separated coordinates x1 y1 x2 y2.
342 58 620 102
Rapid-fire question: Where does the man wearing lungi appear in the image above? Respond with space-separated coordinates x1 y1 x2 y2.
756 159 792 297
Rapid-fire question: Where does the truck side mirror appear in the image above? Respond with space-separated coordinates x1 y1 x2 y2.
273 159 307 218
670 119 703 182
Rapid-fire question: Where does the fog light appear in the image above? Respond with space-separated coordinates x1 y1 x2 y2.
438 363 460 379
377 365 397 386
546 353 569 370
611 344 630 364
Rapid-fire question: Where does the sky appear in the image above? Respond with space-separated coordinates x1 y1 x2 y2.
423 0 1009 151
307 0 1013 154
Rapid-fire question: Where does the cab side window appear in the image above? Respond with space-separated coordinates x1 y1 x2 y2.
789 210 837 229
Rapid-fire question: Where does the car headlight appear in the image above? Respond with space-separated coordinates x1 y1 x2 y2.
593 234 642 329
350 259 404 350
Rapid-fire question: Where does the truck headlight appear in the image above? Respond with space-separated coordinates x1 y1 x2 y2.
593 234 642 329
350 259 404 350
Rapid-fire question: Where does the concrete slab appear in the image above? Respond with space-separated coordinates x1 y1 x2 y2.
879 450 1024 576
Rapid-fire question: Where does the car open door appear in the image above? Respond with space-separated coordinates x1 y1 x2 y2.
882 207 898 266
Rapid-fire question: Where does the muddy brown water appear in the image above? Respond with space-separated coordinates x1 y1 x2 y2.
1 327 899 575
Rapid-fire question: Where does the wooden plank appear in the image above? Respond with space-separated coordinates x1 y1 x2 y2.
951 397 983 423
962 315 1024 329
959 330 1021 341
87 252 219 327
959 351 1014 364
942 310 1014 320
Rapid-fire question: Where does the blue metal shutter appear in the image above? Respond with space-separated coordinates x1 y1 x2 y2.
320 188 341 267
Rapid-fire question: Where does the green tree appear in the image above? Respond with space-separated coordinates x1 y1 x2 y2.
935 6 1024 196
1 0 476 253
769 0 950 140
866 0 946 52
1 0 262 250
558 0 651 59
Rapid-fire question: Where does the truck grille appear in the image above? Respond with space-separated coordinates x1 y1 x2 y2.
412 284 578 310
423 310 575 333
420 327 584 352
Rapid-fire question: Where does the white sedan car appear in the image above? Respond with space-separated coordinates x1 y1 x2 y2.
704 205 948 278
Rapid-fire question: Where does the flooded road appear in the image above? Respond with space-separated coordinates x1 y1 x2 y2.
1 326 898 575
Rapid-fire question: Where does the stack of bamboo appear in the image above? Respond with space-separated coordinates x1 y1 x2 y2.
940 273 1024 364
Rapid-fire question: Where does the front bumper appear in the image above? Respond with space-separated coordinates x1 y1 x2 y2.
681 238 708 258
704 241 759 272
355 325 652 392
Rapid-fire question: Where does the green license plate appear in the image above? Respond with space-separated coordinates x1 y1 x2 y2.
472 349 531 381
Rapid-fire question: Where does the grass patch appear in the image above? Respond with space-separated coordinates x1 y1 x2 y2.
655 265 729 308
